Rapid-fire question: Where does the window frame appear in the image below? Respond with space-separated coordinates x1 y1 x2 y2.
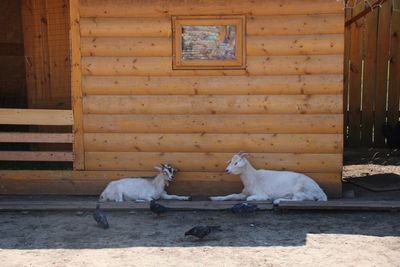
172 15 246 70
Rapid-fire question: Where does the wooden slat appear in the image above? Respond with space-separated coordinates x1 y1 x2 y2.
81 55 343 76
247 34 344 56
83 114 343 134
81 37 172 57
278 200 400 211
0 151 74 161
247 14 344 36
347 3 364 147
387 3 400 126
0 170 342 197
374 3 392 146
70 0 85 170
81 35 344 57
361 8 379 146
85 152 343 173
80 17 171 37
82 75 344 96
84 133 343 153
0 108 73 125
79 0 343 17
343 2 352 146
82 95 342 115
0 133 74 143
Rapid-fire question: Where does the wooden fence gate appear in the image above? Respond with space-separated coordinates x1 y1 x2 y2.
344 0 400 147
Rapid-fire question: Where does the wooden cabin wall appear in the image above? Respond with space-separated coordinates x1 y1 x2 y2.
0 0 27 108
77 0 344 197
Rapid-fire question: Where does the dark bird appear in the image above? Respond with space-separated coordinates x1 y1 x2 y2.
230 202 259 214
93 203 109 229
150 200 168 215
184 226 222 239
382 122 400 149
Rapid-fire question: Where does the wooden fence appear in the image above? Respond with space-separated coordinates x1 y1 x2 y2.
344 0 400 147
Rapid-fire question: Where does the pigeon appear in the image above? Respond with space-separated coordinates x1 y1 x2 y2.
150 200 168 215
93 203 109 229
184 226 222 239
230 203 259 214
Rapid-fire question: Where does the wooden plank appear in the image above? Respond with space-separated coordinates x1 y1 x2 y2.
80 15 344 37
0 170 342 197
0 200 274 211
247 34 344 56
79 0 343 17
0 151 74 161
347 2 364 147
247 14 344 36
374 2 392 146
81 35 344 57
387 2 400 126
0 133 74 143
84 133 343 153
278 200 400 211
361 8 379 146
82 95 343 115
82 75 344 96
81 55 343 76
80 17 171 37
0 109 73 125
343 2 352 146
81 37 172 57
83 114 343 134
70 0 85 170
85 152 343 173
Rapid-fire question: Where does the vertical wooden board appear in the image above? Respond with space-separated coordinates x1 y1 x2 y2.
347 2 363 147
374 2 392 147
22 0 48 109
343 3 352 146
387 1 400 126
70 0 84 170
361 8 379 146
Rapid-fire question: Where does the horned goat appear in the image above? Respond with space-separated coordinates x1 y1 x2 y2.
210 152 327 204
99 164 191 202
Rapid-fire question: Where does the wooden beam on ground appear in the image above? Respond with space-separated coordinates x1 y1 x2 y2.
0 109 73 125
278 200 400 211
0 151 74 161
0 200 273 211
0 133 74 143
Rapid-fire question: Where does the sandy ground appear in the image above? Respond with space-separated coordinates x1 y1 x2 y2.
0 210 399 267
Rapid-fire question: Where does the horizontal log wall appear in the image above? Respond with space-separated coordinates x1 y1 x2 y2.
77 0 344 197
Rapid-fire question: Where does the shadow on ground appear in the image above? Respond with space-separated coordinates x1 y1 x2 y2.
0 209 399 249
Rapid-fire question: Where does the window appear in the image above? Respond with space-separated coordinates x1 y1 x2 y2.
172 16 245 70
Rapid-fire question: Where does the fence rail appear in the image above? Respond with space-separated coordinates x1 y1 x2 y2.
0 108 74 162
344 0 400 147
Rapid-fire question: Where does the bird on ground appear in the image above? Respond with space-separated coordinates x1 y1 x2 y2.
150 200 168 215
93 203 109 229
230 202 259 214
184 226 222 239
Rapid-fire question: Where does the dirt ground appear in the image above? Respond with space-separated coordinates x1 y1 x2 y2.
0 209 399 267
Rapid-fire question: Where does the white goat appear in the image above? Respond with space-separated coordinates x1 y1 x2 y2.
99 164 191 202
210 152 327 204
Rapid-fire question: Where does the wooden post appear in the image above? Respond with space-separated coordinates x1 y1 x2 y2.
70 0 84 170
387 0 400 126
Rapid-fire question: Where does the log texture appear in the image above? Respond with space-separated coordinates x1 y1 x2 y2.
82 75 343 95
